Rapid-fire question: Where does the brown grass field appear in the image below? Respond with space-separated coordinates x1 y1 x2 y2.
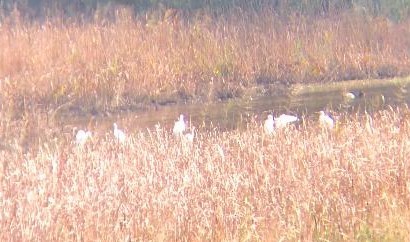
1 107 410 241
0 8 410 115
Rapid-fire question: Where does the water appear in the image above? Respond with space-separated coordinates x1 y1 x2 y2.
64 76 410 134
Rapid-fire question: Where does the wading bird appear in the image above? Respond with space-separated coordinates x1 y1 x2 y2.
344 90 364 100
319 111 335 129
173 114 186 136
274 114 299 129
75 129 92 145
264 114 275 134
113 123 126 143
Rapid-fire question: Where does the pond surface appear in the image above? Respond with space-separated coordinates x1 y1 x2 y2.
64 76 410 134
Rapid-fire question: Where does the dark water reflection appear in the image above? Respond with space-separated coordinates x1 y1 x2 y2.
65 77 410 134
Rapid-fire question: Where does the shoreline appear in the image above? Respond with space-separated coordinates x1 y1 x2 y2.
50 75 410 120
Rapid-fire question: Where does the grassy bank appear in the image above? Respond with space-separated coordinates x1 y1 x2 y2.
0 8 410 117
1 107 410 240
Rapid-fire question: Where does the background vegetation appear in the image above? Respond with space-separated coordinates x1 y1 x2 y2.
0 6 409 117
0 0 410 20
0 0 409 118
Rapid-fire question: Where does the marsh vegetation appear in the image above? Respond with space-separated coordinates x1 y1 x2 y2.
1 2 410 241
2 107 410 241
1 7 409 117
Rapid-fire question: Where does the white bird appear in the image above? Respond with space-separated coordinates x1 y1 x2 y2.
113 123 126 143
343 90 364 100
173 114 186 136
184 127 196 142
264 114 275 134
274 114 299 129
319 111 335 129
75 129 92 145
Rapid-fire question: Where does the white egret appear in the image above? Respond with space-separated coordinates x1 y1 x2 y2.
274 114 299 129
173 114 186 136
75 129 92 145
184 127 196 142
264 114 275 134
113 123 126 143
319 111 335 129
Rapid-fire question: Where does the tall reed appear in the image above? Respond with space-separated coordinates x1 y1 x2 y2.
1 107 410 240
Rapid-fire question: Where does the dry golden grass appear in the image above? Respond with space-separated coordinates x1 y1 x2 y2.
0 8 409 115
1 107 410 241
